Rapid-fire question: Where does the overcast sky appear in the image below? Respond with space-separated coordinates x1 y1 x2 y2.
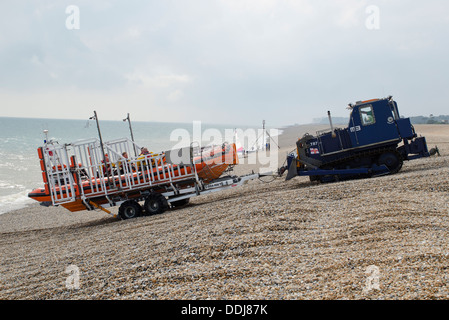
0 0 448 126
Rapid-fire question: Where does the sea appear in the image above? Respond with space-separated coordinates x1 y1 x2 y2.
0 117 281 215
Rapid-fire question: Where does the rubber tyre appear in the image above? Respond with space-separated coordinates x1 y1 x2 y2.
119 200 143 220
144 193 169 215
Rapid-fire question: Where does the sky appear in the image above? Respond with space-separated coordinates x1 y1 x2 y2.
0 0 448 127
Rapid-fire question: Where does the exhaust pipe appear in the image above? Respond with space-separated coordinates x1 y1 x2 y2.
328 111 336 138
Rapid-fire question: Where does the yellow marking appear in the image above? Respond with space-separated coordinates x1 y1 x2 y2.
90 201 116 217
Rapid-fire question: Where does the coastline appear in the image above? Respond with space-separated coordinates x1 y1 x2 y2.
1 123 448 299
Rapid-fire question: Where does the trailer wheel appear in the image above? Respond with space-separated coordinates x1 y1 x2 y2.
143 193 168 215
119 200 143 220
378 152 403 174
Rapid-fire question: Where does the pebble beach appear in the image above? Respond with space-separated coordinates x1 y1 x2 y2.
1 124 448 300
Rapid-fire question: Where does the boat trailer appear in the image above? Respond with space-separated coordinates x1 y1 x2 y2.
28 135 271 220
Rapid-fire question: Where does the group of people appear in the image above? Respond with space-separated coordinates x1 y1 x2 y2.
100 147 158 176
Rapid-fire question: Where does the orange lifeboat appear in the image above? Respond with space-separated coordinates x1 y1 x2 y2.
28 142 239 212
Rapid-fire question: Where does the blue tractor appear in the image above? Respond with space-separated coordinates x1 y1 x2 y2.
282 96 436 182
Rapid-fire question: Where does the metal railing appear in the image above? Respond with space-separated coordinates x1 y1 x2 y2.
41 137 198 206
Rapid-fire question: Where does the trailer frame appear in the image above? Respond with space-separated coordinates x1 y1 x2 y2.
36 136 270 219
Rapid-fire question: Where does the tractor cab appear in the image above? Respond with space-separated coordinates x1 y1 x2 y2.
347 98 400 148
347 97 418 149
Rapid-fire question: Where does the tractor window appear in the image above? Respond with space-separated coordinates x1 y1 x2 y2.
360 105 375 126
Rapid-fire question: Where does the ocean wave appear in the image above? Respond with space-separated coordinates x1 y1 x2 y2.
0 191 34 215
0 180 26 190
0 161 32 172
